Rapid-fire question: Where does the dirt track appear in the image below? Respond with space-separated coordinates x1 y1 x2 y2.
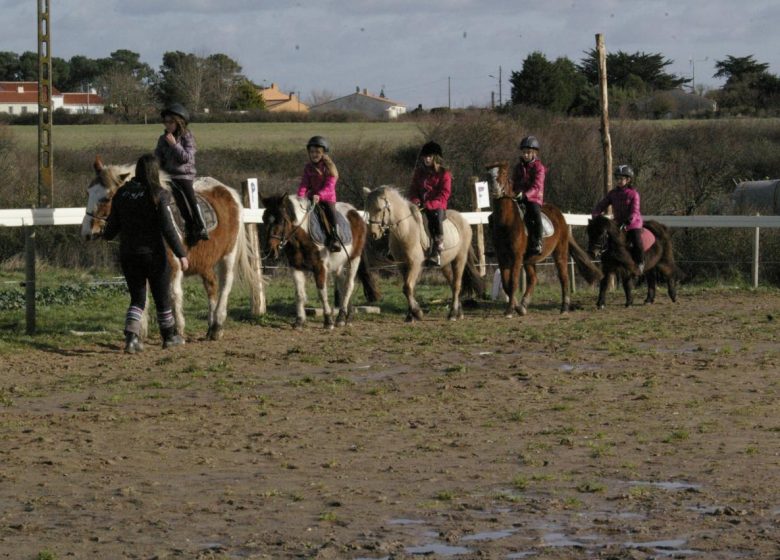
1 288 779 559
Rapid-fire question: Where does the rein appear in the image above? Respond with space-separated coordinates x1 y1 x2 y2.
267 201 313 255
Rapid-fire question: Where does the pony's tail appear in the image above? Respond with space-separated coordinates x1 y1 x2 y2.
358 244 382 303
234 204 267 312
568 236 603 285
461 245 487 299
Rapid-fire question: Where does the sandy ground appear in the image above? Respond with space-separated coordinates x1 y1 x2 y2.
1 288 779 559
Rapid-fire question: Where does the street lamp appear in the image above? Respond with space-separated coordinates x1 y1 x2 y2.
489 66 502 106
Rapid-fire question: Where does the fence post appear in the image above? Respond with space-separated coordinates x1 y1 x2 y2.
25 224 36 335
752 212 760 289
470 176 487 276
241 180 266 315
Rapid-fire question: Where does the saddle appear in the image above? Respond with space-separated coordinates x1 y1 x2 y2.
517 204 555 238
168 190 218 238
420 213 458 251
638 227 656 251
308 205 353 247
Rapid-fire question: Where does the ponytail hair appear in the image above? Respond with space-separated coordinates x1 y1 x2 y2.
135 153 165 207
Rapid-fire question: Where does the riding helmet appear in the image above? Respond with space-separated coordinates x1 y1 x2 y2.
306 135 330 153
519 136 540 150
161 103 190 123
419 141 443 157
614 164 635 178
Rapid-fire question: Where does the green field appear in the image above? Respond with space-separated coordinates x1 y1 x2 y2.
9 121 424 152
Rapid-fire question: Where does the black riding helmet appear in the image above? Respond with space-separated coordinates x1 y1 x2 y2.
161 103 190 124
614 164 635 178
419 141 443 157
519 136 540 150
306 135 330 153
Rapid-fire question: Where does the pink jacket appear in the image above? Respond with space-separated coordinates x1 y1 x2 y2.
592 186 643 231
408 168 452 210
297 161 337 203
511 158 546 205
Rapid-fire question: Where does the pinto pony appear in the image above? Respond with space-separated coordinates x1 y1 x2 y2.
586 215 680 308
81 156 262 340
363 186 484 322
261 193 380 329
486 162 602 317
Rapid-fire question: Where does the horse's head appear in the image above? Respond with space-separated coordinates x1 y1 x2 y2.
484 161 511 198
80 156 134 240
586 215 615 258
261 194 297 259
363 185 395 241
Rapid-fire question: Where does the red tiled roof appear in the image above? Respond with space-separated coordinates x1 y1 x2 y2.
0 81 62 95
0 91 39 103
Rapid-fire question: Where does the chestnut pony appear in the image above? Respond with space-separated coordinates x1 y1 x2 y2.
485 162 602 317
261 193 380 329
81 156 262 340
586 215 680 308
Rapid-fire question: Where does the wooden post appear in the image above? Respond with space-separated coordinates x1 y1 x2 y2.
24 226 36 335
596 33 613 196
241 180 266 315
470 176 487 276
752 212 760 289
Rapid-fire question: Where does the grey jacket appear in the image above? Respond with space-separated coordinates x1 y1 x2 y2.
155 129 197 180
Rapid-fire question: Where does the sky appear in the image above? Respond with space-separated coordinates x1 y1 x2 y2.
2 0 780 109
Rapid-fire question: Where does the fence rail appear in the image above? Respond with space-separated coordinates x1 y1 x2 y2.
2 207 780 228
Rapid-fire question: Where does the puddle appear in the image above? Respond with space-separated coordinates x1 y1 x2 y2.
628 480 701 491
542 532 587 547
558 362 600 373
624 539 699 557
461 528 514 541
388 518 425 526
406 543 472 556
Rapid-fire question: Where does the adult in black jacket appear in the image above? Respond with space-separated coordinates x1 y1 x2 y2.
104 153 189 353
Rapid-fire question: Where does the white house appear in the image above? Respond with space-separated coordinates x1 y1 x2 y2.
0 82 104 115
310 88 406 120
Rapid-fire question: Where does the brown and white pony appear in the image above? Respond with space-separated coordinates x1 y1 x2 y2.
485 162 602 317
261 193 380 329
81 156 262 341
363 186 484 322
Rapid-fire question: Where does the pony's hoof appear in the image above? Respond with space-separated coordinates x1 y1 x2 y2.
336 310 348 327
597 304 606 310
324 316 335 330
293 318 305 330
516 306 528 316
405 312 416 323
207 325 224 341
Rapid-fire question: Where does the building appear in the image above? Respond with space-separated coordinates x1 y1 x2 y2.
257 83 308 113
0 81 104 115
310 88 407 120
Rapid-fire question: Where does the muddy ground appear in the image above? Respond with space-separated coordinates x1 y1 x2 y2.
1 287 779 559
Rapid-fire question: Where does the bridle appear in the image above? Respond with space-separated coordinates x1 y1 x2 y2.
366 195 414 236
266 201 312 253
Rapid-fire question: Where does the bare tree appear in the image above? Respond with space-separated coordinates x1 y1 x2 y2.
306 88 336 106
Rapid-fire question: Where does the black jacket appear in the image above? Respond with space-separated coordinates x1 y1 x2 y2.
103 180 187 258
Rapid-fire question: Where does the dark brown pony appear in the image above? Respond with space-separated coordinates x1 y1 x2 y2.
81 157 263 341
261 193 380 329
586 215 680 308
486 162 602 317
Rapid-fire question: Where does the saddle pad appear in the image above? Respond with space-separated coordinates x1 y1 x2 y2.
169 191 218 233
640 227 656 251
518 205 554 238
420 215 459 250
308 207 354 247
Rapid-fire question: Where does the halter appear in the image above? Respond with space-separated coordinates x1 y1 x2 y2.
85 210 108 223
366 195 414 235
267 200 312 253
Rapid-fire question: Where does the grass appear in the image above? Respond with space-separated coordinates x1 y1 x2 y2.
9 121 424 152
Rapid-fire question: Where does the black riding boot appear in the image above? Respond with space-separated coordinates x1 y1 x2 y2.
161 326 185 349
124 332 144 354
190 204 210 243
427 235 443 266
524 203 543 257
319 202 341 252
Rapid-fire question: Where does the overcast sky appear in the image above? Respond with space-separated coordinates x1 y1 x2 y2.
3 0 779 108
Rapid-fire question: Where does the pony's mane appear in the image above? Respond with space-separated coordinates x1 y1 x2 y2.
367 185 415 210
99 162 174 192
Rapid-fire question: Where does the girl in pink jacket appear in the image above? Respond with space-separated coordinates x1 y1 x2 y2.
297 136 341 252
409 141 451 265
511 135 546 257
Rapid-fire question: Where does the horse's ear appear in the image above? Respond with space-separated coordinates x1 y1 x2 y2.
94 155 104 173
362 187 372 196
118 172 131 184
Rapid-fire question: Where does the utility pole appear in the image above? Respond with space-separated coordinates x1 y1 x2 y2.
596 33 612 196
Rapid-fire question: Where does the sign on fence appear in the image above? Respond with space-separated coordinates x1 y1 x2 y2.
474 181 491 209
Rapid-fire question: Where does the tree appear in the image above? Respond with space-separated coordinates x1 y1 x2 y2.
510 51 585 113
579 50 688 91
158 51 246 113
713 55 769 85
0 51 21 81
204 53 244 111
713 55 780 113
97 50 156 118
232 80 265 110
